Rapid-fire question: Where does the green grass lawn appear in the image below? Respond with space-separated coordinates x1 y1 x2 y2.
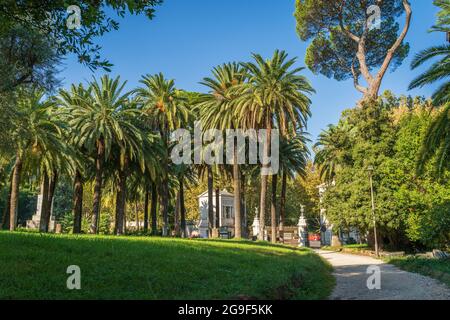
387 256 450 288
0 232 334 300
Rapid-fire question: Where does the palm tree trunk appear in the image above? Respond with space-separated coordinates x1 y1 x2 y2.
175 191 180 236
39 172 50 233
279 171 287 241
44 170 58 231
233 148 242 238
271 174 278 243
9 152 23 231
72 170 83 234
215 187 220 231
91 138 105 234
258 117 272 240
179 177 186 238
151 182 158 235
1 175 13 230
135 201 140 232
143 188 149 233
207 166 214 236
241 173 246 238
160 180 169 236
114 162 127 235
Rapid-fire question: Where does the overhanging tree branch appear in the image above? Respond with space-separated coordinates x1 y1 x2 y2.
372 0 412 94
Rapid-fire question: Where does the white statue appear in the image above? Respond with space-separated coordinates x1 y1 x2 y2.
252 208 260 239
297 205 307 247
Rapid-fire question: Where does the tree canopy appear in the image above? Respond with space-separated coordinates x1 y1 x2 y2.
295 0 411 101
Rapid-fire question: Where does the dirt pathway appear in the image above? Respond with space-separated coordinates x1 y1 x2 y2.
316 250 450 300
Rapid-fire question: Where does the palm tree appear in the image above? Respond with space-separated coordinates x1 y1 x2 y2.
56 84 93 234
134 73 189 236
233 50 314 241
279 135 309 237
314 124 352 183
409 44 450 106
409 0 449 105
198 63 247 238
417 102 450 175
64 75 132 234
409 1 450 175
8 89 70 231
109 105 148 235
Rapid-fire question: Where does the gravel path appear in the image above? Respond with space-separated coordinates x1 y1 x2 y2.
316 250 450 300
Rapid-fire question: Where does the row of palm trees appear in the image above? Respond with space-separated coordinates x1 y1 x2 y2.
2 50 313 242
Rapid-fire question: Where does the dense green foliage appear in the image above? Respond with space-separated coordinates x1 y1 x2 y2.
0 232 334 299
317 93 450 250
0 50 313 242
0 0 162 73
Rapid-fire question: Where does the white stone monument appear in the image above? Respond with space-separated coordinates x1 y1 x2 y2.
297 205 307 247
251 209 260 239
26 194 56 231
197 189 235 238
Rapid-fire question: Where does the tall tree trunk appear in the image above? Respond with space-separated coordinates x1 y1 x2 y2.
271 174 278 243
1 174 13 230
135 201 140 232
143 188 149 233
43 170 58 231
233 147 242 238
160 124 170 237
160 180 169 236
114 161 127 235
39 172 50 233
258 118 272 240
9 152 22 231
123 203 127 234
175 191 180 236
241 173 247 238
207 166 214 236
345 0 412 103
151 182 158 235
72 170 83 234
279 171 287 240
179 177 186 238
367 0 412 101
91 138 105 234
215 187 220 231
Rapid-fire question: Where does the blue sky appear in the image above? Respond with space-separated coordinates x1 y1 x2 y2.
60 0 442 144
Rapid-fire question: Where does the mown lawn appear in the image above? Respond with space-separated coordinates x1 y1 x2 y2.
387 256 450 288
0 232 334 300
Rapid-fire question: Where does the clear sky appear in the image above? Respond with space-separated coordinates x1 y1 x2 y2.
60 0 442 144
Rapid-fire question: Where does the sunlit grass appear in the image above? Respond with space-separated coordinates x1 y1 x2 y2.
0 232 334 300
388 256 450 288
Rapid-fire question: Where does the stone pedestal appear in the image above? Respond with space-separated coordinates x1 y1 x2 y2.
25 194 56 232
26 214 56 231
211 228 219 238
251 214 260 239
331 235 342 247
297 212 307 247
197 216 209 239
